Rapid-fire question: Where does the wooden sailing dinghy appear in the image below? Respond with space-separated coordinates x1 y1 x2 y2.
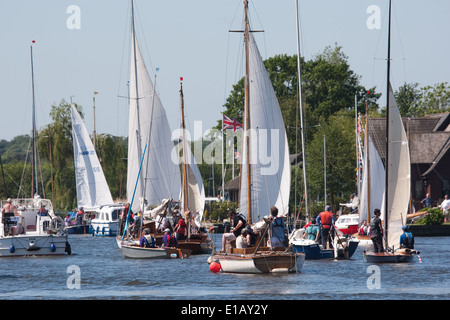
364 0 417 263
208 0 304 273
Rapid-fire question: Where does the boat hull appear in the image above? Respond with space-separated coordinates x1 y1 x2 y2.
292 241 334 260
90 221 118 237
178 234 213 254
363 250 415 263
0 234 70 257
120 244 191 259
291 238 359 260
66 224 90 234
212 252 305 274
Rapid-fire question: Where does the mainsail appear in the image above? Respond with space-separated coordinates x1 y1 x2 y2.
386 84 411 249
71 105 113 210
127 28 181 213
180 143 205 228
359 134 385 224
239 32 291 223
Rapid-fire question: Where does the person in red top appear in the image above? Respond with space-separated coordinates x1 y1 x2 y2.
76 207 84 225
174 212 187 240
316 205 335 249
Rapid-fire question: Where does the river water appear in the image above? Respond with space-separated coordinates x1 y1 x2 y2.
0 234 449 302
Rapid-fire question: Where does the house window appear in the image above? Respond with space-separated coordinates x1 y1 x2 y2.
415 180 423 199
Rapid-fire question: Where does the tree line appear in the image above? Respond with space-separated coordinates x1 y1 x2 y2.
0 44 448 215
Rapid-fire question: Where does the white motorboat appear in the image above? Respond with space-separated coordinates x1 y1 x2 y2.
90 204 124 236
0 196 70 257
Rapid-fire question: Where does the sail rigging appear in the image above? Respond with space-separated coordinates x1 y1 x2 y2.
238 1 290 225
127 0 181 213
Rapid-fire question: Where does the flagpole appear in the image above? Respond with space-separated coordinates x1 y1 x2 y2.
221 110 225 201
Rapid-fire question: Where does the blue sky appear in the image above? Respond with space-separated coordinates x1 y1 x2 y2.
0 0 449 142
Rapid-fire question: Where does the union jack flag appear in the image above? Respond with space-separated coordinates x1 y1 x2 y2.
223 115 242 132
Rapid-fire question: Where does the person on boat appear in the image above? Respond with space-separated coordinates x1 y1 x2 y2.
2 198 18 217
316 205 335 249
162 228 178 248
358 220 368 236
339 193 359 214
76 207 84 225
369 209 384 253
421 193 433 208
130 212 142 238
119 203 133 235
220 209 246 253
38 204 48 216
439 194 450 223
174 212 187 240
269 206 288 248
400 226 414 250
64 214 71 226
172 206 181 227
303 216 320 242
140 228 156 248
156 212 172 233
236 228 251 249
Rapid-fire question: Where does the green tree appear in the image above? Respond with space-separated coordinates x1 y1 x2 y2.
39 99 79 210
306 112 356 208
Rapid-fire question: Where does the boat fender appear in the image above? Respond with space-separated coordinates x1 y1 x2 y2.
209 261 221 273
26 244 41 251
65 241 72 255
50 243 56 252
9 245 15 253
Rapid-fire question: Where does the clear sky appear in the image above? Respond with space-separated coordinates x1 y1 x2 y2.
0 0 449 142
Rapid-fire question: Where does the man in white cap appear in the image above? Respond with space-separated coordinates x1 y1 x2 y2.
162 228 177 248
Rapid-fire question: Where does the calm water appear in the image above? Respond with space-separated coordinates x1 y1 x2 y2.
0 233 449 300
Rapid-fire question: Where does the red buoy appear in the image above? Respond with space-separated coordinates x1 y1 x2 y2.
209 261 221 273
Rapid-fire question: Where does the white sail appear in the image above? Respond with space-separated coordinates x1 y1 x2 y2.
71 105 113 211
359 135 385 223
239 33 291 223
127 29 181 213
180 143 205 228
386 83 411 249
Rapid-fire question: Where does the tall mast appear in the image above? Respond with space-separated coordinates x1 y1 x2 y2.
295 0 309 220
180 80 188 213
365 100 371 223
30 42 38 197
243 0 252 224
130 0 144 196
179 79 191 239
384 0 392 242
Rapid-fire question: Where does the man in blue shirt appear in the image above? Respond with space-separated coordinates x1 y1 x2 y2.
400 226 414 249
421 193 433 208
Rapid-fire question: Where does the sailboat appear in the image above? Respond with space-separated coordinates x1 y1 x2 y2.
209 0 304 273
70 104 118 235
352 113 385 246
117 0 190 259
0 43 71 257
177 80 212 254
364 0 417 263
